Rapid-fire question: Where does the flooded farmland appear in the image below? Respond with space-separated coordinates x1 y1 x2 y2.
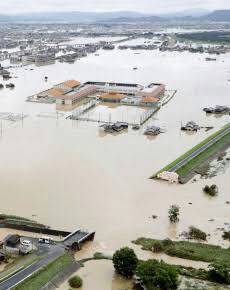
0 39 229 289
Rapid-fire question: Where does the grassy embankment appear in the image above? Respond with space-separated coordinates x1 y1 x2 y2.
13 253 73 290
152 124 230 181
174 31 230 45
133 237 230 285
177 132 230 181
0 213 45 228
133 237 230 264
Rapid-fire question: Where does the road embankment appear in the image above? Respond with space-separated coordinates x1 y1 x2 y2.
152 124 230 183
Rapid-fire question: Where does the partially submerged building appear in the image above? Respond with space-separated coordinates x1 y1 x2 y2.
181 121 200 132
31 80 166 108
144 126 162 136
56 85 97 105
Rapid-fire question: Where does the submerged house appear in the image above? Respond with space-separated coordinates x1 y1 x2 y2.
144 126 162 136
181 121 200 131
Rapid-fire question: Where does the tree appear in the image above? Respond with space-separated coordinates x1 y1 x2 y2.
203 184 218 196
112 247 138 278
188 226 207 241
168 205 180 223
136 259 179 289
208 262 230 284
68 275 83 288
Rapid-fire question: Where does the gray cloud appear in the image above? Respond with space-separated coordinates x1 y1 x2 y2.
1 0 230 13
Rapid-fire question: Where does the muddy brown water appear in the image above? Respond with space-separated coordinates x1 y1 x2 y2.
0 44 229 274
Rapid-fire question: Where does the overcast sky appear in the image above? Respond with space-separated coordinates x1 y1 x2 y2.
1 0 230 14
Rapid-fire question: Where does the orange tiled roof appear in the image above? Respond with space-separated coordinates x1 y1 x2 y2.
63 80 81 88
100 92 125 100
141 96 159 103
47 88 65 97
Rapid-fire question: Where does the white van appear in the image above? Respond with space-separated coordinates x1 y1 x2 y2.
38 236 54 244
19 239 33 254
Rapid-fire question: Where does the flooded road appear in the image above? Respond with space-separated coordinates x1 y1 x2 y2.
0 42 229 259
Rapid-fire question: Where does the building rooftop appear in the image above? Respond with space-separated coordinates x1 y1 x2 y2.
141 96 160 103
99 92 125 101
63 80 81 88
47 88 65 97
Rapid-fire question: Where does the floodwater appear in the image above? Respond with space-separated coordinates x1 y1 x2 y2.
0 40 229 265
58 260 134 290
86 103 150 124
61 36 125 45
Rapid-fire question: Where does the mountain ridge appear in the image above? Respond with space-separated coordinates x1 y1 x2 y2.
0 10 229 23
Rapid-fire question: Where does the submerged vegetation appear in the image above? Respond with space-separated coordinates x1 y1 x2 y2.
133 237 230 264
112 245 230 289
68 275 83 288
176 31 230 44
168 205 180 223
112 247 138 278
222 231 230 241
203 184 218 196
136 259 179 290
186 226 207 241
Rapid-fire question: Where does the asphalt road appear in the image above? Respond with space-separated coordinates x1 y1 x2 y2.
169 125 230 172
0 230 92 289
0 245 64 290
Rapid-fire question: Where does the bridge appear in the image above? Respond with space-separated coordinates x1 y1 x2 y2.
64 229 95 250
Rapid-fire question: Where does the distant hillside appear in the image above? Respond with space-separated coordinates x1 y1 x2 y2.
104 15 164 23
160 8 210 18
0 11 149 23
0 14 12 21
203 10 230 22
0 10 230 23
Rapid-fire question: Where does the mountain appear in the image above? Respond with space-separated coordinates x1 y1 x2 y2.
202 10 230 22
0 10 230 23
0 14 12 21
103 15 164 23
0 11 149 23
160 8 210 18
103 10 230 23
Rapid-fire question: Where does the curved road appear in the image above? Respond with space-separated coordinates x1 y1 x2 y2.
169 125 230 172
0 246 64 290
